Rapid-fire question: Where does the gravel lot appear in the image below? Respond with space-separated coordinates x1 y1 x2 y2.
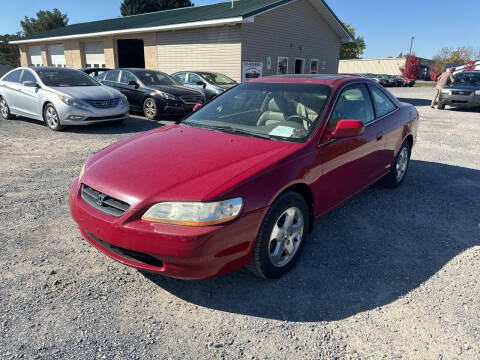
0 86 479 359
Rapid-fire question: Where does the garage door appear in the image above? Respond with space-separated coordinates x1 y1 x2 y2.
29 46 43 67
83 41 105 68
47 44 66 67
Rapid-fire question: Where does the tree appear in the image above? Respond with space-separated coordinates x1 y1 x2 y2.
400 54 420 79
20 9 68 36
430 63 443 81
0 33 21 67
432 46 477 69
120 0 194 16
340 22 366 60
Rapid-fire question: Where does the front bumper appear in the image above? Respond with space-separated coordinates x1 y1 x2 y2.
439 93 480 107
69 178 266 280
57 101 130 125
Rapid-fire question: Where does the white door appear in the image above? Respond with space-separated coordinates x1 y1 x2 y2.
28 46 43 67
83 41 105 68
47 44 66 67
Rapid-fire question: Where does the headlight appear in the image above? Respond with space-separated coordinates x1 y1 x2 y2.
441 89 451 95
142 198 243 226
475 90 480 96
155 90 178 101
79 163 86 182
120 94 128 105
58 94 84 107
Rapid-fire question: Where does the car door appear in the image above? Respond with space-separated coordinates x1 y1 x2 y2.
368 84 402 170
16 69 41 118
119 71 143 110
313 83 385 214
1 69 23 112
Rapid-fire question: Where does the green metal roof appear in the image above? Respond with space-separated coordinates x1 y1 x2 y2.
13 0 352 43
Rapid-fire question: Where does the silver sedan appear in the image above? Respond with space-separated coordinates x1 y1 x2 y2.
0 67 129 131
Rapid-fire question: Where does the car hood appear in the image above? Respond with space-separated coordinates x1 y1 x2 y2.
82 124 302 208
146 85 203 96
448 84 480 91
51 85 121 100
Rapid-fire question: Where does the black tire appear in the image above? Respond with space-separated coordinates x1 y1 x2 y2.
143 97 160 120
437 104 445 110
43 104 65 131
380 140 411 188
247 191 310 279
0 97 15 120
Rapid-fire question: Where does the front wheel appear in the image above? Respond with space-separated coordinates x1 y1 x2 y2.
143 97 160 120
247 191 309 279
437 104 445 110
44 104 64 131
380 140 411 188
0 98 15 120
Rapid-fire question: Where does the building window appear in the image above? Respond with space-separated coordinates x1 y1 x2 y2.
321 60 327 72
310 59 319 74
278 57 288 75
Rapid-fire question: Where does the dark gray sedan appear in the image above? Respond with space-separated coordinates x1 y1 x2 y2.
171 71 238 100
438 71 480 110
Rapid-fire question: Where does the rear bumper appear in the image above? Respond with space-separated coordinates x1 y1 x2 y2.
69 178 266 280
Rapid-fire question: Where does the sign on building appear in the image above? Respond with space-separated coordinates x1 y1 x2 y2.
242 61 263 82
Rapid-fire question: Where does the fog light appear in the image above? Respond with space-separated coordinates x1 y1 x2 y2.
68 115 84 120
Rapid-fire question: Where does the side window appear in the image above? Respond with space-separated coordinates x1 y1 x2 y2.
187 73 203 85
369 85 397 118
105 70 120 82
97 72 107 81
21 70 37 84
120 71 137 84
173 72 186 83
5 69 22 83
329 83 374 130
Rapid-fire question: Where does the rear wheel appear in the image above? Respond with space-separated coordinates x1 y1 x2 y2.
0 98 15 120
143 97 159 120
247 191 309 279
43 104 64 131
380 140 411 188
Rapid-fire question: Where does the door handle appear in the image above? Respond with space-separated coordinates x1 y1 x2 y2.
376 133 383 141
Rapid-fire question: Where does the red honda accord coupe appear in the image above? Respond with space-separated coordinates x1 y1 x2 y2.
70 75 419 280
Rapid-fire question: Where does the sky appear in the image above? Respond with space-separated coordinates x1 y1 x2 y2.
1 0 479 59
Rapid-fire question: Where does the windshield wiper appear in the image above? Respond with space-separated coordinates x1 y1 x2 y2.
184 123 275 140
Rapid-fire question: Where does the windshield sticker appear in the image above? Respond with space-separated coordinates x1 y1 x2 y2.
269 126 295 137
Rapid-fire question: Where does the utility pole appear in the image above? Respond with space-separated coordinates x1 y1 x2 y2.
409 36 414 55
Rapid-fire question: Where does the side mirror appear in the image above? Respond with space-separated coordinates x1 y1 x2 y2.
197 81 207 89
23 81 38 88
330 119 365 139
128 80 139 88
192 104 203 112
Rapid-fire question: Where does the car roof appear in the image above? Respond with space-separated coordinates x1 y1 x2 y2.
251 74 369 86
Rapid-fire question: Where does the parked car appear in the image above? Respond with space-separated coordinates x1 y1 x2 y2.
0 67 129 131
69 75 419 280
98 69 205 120
438 71 480 110
80 67 111 79
171 71 238 100
400 77 415 87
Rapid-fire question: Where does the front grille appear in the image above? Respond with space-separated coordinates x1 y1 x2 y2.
86 115 126 121
451 91 472 96
81 184 130 217
179 95 204 104
86 98 120 108
86 231 164 268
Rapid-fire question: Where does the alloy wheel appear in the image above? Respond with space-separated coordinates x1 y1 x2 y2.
0 99 9 119
45 106 59 128
144 99 156 119
395 147 409 182
268 207 304 267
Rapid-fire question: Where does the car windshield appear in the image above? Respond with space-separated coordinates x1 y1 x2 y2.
35 69 100 87
455 73 480 86
185 82 332 142
198 73 237 85
134 71 179 86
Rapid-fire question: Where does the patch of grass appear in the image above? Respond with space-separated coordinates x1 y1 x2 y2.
414 83 436 88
